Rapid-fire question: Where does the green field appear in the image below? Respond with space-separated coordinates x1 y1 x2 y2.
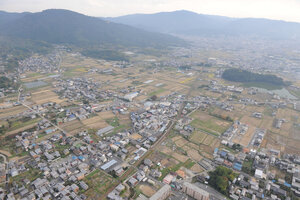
148 88 166 96
11 167 42 186
106 117 120 127
183 159 196 169
190 130 208 144
84 169 117 198
190 118 227 136
8 117 41 132
105 117 131 136
159 158 196 181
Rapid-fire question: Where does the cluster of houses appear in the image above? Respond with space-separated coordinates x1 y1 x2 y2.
53 78 110 102
0 71 18 96
223 121 249 141
252 112 263 119
274 118 286 129
18 52 62 74
208 80 243 95
174 117 194 138
130 101 179 139
6 150 91 200
4 127 111 199
1 92 194 199
249 129 266 149
213 147 246 171
53 77 136 104
230 150 300 200
209 145 300 200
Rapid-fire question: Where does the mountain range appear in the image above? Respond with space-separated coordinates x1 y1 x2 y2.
108 10 300 40
1 9 300 52
0 9 184 48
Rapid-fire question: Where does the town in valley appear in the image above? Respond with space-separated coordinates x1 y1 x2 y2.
1 5 300 200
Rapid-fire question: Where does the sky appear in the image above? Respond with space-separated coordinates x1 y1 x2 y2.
1 0 300 22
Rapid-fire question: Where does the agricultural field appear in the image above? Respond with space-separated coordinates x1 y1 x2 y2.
59 119 86 136
157 130 220 174
190 130 207 144
0 105 27 120
81 115 109 130
97 111 115 120
190 110 232 136
21 72 49 83
84 169 118 199
10 167 42 186
30 89 64 105
210 107 241 121
262 129 300 155
257 107 300 154
104 116 131 136
4 117 41 137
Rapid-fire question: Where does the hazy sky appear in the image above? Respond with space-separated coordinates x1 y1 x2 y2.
1 0 300 22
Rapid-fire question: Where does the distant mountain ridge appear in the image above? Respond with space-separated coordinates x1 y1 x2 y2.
108 10 300 40
0 11 28 27
0 9 184 48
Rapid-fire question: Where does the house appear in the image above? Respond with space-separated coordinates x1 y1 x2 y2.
271 186 287 196
128 177 138 187
124 92 138 101
10 168 19 177
76 173 85 180
144 159 153 167
107 192 123 200
163 174 174 185
255 169 266 179
176 169 185 179
292 173 300 192
71 184 79 193
97 126 114 136
113 165 124 177
79 181 89 191
101 159 118 171
115 184 125 193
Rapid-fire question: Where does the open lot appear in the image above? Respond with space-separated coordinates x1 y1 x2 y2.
139 184 157 197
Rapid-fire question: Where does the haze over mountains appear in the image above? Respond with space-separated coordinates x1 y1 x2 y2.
108 10 300 40
0 9 183 48
1 8 300 51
